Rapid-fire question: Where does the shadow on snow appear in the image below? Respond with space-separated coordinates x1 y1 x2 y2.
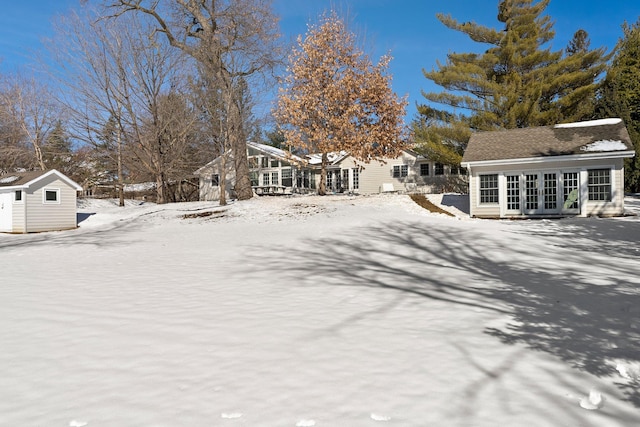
247 215 640 407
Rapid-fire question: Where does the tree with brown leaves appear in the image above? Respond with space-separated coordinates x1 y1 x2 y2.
275 11 408 195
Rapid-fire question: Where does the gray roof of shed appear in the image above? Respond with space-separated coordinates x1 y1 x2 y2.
0 170 49 187
461 118 634 164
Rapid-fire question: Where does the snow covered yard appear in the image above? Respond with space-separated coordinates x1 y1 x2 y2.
1 194 639 427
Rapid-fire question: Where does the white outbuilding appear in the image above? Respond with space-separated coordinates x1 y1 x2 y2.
461 118 636 218
0 169 82 233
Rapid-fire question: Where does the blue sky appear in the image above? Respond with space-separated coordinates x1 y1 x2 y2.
1 0 639 122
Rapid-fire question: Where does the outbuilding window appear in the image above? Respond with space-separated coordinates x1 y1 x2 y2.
479 174 499 204
15 190 22 202
420 163 430 176
588 169 611 201
43 188 60 204
211 174 219 186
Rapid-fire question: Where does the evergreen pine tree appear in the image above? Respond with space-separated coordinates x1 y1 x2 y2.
414 0 608 165
43 121 74 175
596 19 640 193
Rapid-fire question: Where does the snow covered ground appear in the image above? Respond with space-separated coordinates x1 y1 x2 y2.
1 194 639 426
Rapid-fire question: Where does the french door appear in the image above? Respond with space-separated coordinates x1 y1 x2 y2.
520 172 561 215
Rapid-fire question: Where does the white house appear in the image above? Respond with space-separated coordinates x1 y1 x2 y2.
461 118 636 218
195 141 313 201
0 169 83 233
196 142 465 201
315 149 466 194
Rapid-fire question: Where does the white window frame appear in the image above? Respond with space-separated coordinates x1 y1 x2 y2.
587 168 612 202
478 174 499 205
14 190 24 204
43 187 61 204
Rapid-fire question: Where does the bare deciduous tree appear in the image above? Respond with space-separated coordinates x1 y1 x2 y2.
0 72 62 171
49 8 206 204
104 0 282 202
275 11 408 195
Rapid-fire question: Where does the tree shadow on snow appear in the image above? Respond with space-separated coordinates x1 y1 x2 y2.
247 216 640 407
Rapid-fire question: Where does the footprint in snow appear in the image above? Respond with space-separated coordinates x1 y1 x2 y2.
221 412 243 419
371 413 391 421
580 390 605 410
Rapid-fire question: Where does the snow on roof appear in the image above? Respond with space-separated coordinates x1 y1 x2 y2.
306 151 348 165
0 175 19 184
554 118 622 129
247 141 305 163
580 139 629 152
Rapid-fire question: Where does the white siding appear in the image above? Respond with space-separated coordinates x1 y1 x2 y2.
468 157 627 218
335 153 458 195
25 176 78 232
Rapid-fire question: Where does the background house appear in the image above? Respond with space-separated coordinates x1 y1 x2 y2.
196 142 465 201
317 150 466 194
195 141 312 201
0 169 82 233
461 118 636 218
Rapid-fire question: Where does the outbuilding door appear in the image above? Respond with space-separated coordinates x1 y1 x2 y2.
510 171 580 216
521 173 561 215
0 192 13 232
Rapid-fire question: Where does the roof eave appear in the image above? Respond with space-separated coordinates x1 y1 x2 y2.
461 150 636 168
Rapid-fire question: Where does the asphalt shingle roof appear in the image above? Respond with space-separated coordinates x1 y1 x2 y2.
461 119 634 164
0 170 48 187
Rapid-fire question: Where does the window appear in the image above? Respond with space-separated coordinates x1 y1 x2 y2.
352 168 359 189
393 165 408 178
263 173 270 186
211 174 219 186
420 163 430 176
435 163 444 175
248 157 258 168
342 169 349 190
250 172 259 186
261 157 269 168
563 172 579 209
271 159 279 168
281 168 292 187
588 169 611 201
43 188 60 204
15 190 22 202
506 175 520 210
271 171 279 186
450 165 459 175
326 171 333 189
479 174 499 204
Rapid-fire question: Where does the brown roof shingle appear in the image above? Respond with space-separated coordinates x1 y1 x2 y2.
461 119 634 164
0 170 49 187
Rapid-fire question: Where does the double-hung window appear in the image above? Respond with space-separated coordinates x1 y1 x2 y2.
588 169 611 201
420 163 429 176
479 174 499 204
393 165 408 178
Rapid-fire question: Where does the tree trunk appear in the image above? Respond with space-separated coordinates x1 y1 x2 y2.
318 152 328 196
117 124 125 207
219 152 227 206
156 172 166 204
226 91 252 201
